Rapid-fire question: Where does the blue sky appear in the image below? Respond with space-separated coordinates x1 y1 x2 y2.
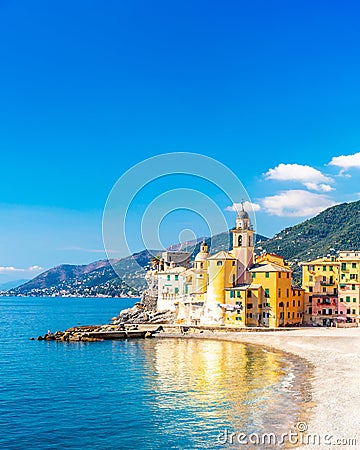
1 0 360 282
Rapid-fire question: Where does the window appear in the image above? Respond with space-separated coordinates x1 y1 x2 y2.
247 303 253 309
340 298 344 302
265 288 270 298
346 296 351 302
309 307 312 314
217 261 223 266
236 317 242 321
286 302 289 307
352 285 356 290
287 312 290 319
286 289 289 298
329 266 333 271
232 261 236 266
293 300 295 307
237 291 241 298
287 273 290 279
292 312 295 318
342 263 347 271
247 313 253 318
323 266 326 271
230 291 235 298
174 287 179 294
298 300 301 307
167 275 170 281
347 308 351 314
278 272 281 278
278 289 281 297
252 272 256 279
309 276 313 282
175 275 179 281
353 298 357 303
352 263 357 269
309 287 313 293
265 272 269 278
247 291 252 298
323 287 326 293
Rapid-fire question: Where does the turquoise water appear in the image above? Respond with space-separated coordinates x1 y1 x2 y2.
0 297 309 449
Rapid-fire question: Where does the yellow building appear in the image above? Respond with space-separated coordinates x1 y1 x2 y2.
301 257 340 326
150 204 304 328
338 251 360 323
249 255 304 327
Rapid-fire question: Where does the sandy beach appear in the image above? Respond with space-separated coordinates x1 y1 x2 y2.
156 327 360 449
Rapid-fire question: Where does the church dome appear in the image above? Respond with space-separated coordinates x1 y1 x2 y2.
195 242 209 261
195 252 209 261
237 210 249 219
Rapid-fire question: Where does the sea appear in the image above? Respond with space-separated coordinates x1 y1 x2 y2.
0 297 310 449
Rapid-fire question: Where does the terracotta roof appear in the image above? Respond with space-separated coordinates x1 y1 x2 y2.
250 261 291 273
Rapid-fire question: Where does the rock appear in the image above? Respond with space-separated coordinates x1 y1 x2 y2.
36 336 43 341
29 337 35 340
45 334 56 341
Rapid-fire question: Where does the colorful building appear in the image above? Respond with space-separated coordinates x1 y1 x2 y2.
147 206 304 328
338 251 360 323
301 252 360 326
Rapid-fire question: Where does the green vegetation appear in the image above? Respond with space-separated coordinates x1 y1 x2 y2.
6 200 360 296
256 200 360 282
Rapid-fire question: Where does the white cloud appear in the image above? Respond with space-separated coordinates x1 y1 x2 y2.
265 163 333 191
260 190 337 217
329 152 360 170
225 201 261 213
304 182 334 192
0 266 44 274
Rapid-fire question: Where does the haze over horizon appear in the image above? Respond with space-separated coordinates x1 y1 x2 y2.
1 1 360 282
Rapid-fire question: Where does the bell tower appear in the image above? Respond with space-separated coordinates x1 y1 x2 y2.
231 204 254 284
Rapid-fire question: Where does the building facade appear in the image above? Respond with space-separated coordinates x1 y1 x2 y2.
147 207 304 327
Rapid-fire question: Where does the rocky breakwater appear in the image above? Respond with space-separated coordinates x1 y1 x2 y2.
31 324 158 342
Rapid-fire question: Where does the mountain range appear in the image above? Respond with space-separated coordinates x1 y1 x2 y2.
4 200 360 297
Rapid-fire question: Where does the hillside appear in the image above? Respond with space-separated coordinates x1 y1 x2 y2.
5 233 267 297
258 200 360 262
6 252 156 298
5 200 360 297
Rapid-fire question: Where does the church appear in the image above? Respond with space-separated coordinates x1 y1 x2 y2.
148 207 304 328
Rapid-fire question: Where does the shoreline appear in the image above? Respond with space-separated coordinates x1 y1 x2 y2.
155 327 360 449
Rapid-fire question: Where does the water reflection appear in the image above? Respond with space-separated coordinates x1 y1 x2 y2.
140 338 307 448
